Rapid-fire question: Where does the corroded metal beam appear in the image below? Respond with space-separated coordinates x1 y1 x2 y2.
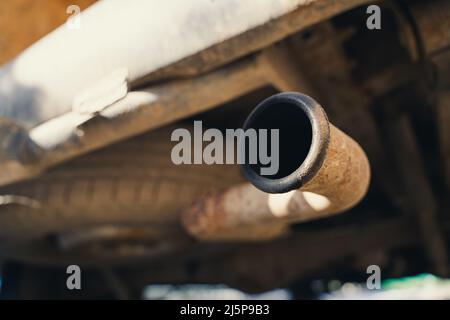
0 56 267 187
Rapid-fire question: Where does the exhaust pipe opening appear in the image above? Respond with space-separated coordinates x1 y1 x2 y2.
182 92 370 241
242 92 330 193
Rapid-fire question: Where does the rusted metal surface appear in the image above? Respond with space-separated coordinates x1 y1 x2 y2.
136 0 373 84
0 125 244 265
0 56 266 187
0 0 372 189
404 0 450 90
257 43 318 94
182 93 370 240
293 3 450 277
410 0 450 57
125 217 417 292
378 96 448 276
287 20 405 210
401 0 450 276
0 0 371 129
0 0 449 292
416 4 450 253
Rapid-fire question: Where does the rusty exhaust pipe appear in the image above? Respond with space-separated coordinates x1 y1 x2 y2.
182 92 370 240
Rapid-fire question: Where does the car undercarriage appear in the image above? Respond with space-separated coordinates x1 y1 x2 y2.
0 0 449 299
